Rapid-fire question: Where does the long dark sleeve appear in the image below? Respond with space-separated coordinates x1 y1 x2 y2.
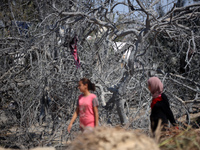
161 93 176 126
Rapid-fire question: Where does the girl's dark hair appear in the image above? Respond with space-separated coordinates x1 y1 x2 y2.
80 78 95 91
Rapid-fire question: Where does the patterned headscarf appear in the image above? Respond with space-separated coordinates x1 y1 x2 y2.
148 77 163 98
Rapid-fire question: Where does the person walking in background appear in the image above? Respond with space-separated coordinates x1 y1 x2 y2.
39 89 51 125
148 77 177 136
67 78 99 133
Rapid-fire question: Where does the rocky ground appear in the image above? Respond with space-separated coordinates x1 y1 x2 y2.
1 108 200 150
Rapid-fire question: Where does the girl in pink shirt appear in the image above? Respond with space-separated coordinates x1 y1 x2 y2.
67 78 99 133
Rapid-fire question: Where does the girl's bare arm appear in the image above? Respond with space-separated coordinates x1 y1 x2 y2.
67 107 79 133
93 106 99 127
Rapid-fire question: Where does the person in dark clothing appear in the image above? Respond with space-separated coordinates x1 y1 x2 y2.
148 77 177 135
39 90 51 125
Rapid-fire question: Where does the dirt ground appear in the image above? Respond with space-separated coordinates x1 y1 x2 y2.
67 126 160 150
1 109 200 150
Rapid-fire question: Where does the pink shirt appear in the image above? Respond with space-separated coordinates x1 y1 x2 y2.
78 93 99 128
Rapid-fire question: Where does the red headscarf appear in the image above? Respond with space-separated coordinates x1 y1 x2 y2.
150 95 162 109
